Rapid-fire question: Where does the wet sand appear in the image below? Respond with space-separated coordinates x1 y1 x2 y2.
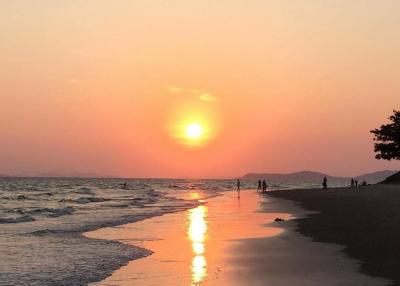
85 190 388 285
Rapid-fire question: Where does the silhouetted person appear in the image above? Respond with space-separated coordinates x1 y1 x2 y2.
322 177 327 190
236 179 241 197
123 182 127 189
355 179 358 188
351 179 355 188
257 180 262 192
262 180 267 193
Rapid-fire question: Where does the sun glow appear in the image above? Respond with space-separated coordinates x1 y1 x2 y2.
169 116 214 147
166 100 220 147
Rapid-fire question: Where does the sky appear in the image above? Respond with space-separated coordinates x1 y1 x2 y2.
1 0 400 178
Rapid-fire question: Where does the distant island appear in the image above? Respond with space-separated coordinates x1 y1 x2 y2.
241 170 398 185
380 171 400 184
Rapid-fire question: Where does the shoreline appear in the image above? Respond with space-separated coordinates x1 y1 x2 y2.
20 205 202 286
85 190 387 285
267 185 400 285
85 190 290 285
77 189 217 285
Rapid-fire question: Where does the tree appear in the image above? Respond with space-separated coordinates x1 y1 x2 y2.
370 110 400 160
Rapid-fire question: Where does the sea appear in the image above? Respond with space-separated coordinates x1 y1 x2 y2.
0 177 321 286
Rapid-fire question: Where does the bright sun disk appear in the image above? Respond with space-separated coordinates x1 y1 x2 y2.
186 123 203 139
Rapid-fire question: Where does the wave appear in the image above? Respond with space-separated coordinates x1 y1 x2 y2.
0 215 35 224
27 206 75 217
30 229 63 236
1 194 32 200
72 187 96 195
59 196 110 204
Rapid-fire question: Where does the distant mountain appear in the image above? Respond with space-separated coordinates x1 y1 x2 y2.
380 171 400 184
241 170 398 185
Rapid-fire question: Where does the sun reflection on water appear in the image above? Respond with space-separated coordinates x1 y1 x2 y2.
187 205 208 285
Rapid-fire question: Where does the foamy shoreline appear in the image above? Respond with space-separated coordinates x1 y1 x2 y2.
0 178 226 286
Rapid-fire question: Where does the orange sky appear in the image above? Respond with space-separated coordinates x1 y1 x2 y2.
1 1 400 178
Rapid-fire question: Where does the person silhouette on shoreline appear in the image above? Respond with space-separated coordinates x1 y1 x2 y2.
322 177 327 190
351 179 355 188
262 180 267 193
257 180 262 192
236 179 241 197
355 179 358 188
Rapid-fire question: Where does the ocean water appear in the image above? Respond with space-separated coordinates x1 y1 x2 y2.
0 177 318 285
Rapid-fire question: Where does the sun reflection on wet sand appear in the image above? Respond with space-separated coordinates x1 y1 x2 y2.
85 191 290 286
188 205 208 285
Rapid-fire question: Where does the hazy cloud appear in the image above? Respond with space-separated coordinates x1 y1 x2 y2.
199 93 215 102
166 86 215 102
167 86 184 94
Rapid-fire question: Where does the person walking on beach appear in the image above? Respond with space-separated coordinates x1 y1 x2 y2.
355 179 358 188
322 177 327 190
257 180 262 192
351 179 355 188
236 179 241 197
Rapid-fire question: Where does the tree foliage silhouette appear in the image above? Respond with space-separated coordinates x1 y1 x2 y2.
371 110 400 160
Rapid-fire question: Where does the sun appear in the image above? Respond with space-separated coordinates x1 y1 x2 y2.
186 123 203 139
168 110 217 147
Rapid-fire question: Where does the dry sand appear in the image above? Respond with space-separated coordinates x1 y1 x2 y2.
85 190 389 285
268 184 400 285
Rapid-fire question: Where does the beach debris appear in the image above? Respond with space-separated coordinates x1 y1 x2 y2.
274 217 285 222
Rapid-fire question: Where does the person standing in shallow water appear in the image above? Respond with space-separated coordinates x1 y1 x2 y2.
262 180 267 193
257 180 262 192
236 179 241 197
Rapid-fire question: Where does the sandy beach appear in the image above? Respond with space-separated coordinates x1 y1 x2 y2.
268 184 400 285
85 190 388 285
